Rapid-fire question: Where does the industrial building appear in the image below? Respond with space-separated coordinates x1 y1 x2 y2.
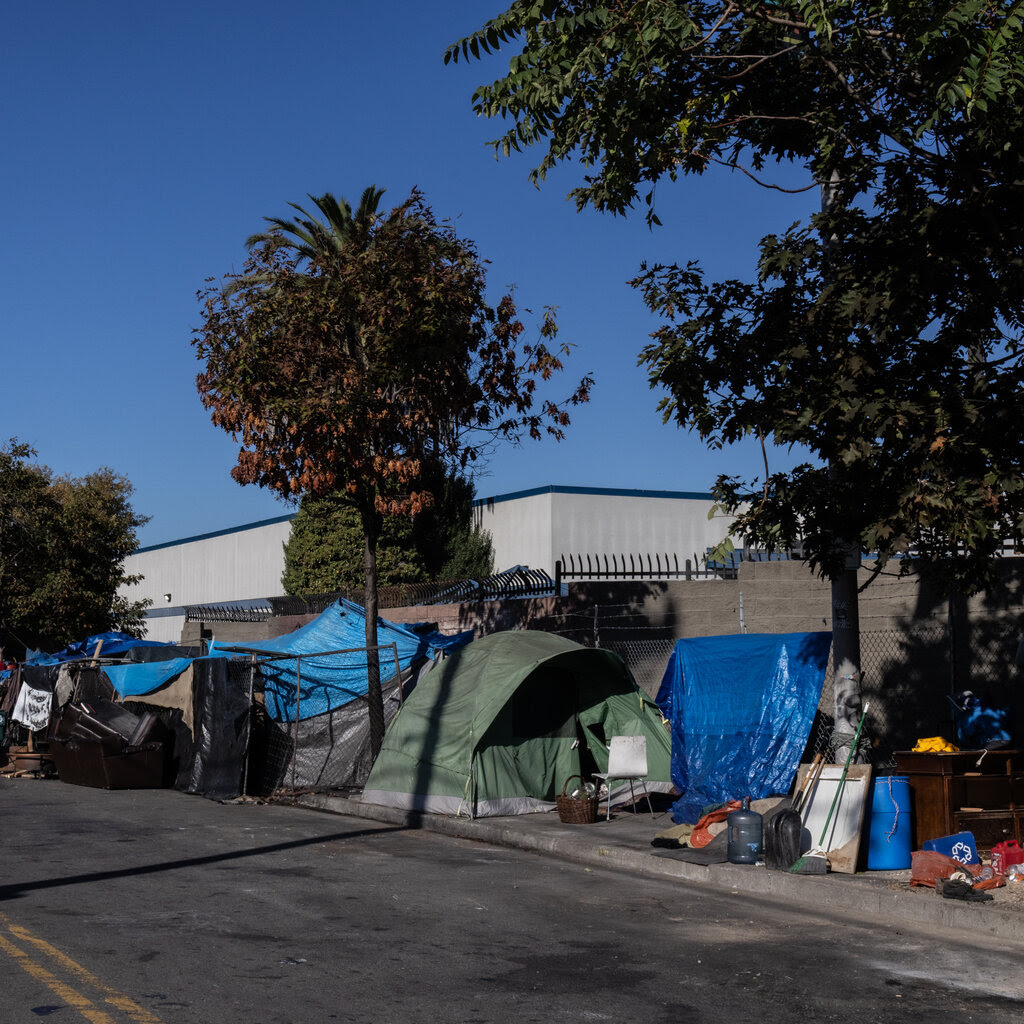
120 485 738 641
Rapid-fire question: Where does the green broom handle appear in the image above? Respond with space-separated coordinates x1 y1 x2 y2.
818 702 871 848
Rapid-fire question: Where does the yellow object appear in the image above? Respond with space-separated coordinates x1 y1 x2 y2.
912 736 960 753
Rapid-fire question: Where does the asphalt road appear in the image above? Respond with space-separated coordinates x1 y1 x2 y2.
1 781 1022 1024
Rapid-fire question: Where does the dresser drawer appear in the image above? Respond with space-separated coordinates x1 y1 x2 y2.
953 809 1023 851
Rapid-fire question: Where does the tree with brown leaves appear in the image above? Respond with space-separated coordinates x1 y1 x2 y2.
193 187 591 753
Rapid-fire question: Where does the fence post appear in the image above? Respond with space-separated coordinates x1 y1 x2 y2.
391 642 402 706
554 559 562 594
291 656 302 794
242 654 256 797
947 593 961 701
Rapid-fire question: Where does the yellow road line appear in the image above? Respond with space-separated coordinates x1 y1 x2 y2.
0 929 115 1024
0 911 164 1024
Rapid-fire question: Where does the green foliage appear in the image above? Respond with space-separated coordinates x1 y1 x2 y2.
439 524 495 581
409 469 494 582
452 2 1024 593
281 472 494 596
194 187 591 515
0 439 150 655
194 187 572 752
282 494 426 595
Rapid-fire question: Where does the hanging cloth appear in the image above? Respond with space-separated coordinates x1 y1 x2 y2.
12 683 53 731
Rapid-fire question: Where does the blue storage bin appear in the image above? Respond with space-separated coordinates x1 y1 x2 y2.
922 831 979 865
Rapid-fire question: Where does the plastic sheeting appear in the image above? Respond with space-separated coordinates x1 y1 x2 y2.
209 599 471 722
104 658 194 698
656 632 831 823
27 632 174 665
259 678 405 794
186 658 253 800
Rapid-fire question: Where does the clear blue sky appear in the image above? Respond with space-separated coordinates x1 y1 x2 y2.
3 2 818 547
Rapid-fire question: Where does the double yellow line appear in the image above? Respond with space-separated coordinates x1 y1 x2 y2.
0 910 163 1024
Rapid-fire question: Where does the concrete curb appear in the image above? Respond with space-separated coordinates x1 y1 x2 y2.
294 793 1023 944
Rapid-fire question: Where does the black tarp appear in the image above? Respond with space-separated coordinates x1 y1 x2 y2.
185 657 253 800
126 645 203 664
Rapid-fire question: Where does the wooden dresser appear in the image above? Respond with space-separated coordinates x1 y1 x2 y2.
893 749 1023 851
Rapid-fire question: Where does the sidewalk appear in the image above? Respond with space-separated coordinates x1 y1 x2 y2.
295 791 1024 944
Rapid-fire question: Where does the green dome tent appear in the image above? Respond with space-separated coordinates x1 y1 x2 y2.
362 631 673 818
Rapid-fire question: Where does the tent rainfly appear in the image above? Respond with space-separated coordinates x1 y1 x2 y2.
362 630 673 818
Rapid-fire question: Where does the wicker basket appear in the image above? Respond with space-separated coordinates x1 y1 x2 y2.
556 775 599 824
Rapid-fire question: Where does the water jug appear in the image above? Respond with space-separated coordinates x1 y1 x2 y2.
727 798 763 865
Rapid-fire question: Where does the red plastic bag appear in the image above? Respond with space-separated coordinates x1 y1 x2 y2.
910 850 1004 890
690 800 741 848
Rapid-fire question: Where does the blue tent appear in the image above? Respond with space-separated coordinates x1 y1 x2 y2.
208 599 472 722
656 632 831 823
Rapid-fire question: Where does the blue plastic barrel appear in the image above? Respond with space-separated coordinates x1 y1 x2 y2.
868 775 912 870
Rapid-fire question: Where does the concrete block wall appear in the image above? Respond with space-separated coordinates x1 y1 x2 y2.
180 557 1024 645
178 558 1024 753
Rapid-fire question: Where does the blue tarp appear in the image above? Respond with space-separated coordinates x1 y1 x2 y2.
209 599 472 722
26 632 173 666
104 658 195 698
656 631 831 823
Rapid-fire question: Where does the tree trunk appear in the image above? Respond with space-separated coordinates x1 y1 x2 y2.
361 507 385 758
831 551 864 764
820 175 864 765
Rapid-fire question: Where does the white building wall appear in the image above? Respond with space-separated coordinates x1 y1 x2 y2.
122 487 740 639
122 515 294 640
474 489 555 572
475 486 737 575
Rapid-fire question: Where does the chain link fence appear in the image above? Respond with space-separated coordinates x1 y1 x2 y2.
250 644 405 798
830 622 1022 768
530 605 1022 769
134 604 1019 798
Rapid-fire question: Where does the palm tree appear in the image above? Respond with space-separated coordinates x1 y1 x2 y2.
234 184 414 756
245 185 387 268
223 186 387 302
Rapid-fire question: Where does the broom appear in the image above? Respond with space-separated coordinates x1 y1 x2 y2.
790 703 870 875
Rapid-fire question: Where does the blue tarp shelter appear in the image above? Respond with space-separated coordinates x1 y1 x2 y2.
27 632 173 666
656 631 831 823
104 658 195 699
98 599 470 712
208 599 472 723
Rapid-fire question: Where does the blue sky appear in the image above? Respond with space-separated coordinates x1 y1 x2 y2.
3 2 818 547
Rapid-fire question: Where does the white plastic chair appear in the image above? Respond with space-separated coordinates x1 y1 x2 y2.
593 735 654 820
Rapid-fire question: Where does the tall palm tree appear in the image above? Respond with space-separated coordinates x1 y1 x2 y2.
234 184 414 757
245 185 387 267
223 186 387 300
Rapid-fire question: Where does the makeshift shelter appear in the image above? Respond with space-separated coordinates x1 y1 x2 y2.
207 600 472 793
26 632 179 666
105 656 252 797
92 601 468 797
1 633 192 782
362 630 673 818
656 631 831 823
